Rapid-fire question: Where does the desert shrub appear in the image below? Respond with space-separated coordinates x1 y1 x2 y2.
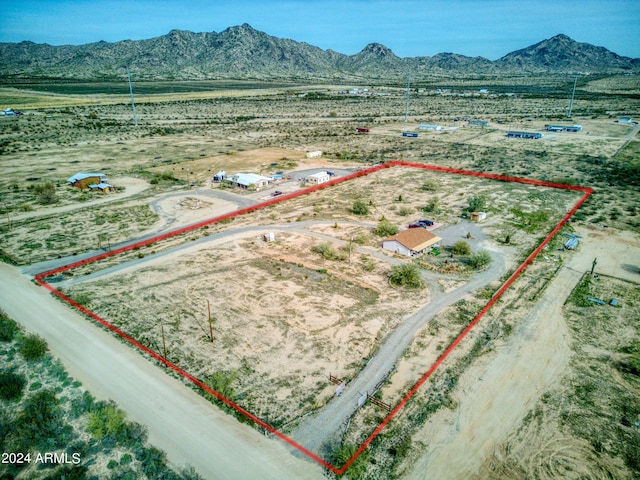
136 446 170 479
33 181 58 205
42 465 89 480
398 206 413 216
465 250 492 269
311 242 346 261
351 200 369 216
331 444 370 479
19 333 48 360
373 219 399 237
88 403 127 440
0 311 18 341
0 371 26 400
421 179 439 191
422 197 440 213
70 292 92 306
389 264 422 289
451 240 471 255
15 389 68 449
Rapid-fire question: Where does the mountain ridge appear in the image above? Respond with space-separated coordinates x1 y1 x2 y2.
1 24 637 80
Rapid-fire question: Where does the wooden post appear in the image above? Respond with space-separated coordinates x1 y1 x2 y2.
207 299 213 342
161 322 167 358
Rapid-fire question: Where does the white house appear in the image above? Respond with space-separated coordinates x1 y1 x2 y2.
307 171 330 185
227 173 272 190
383 229 442 257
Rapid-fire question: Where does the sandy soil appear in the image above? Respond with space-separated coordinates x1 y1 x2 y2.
0 263 325 480
406 226 640 479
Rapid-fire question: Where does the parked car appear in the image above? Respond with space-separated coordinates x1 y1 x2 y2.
418 219 434 226
408 222 423 229
327 171 335 176
271 190 283 197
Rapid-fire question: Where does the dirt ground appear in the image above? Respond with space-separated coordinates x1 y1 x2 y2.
1 78 638 479
403 225 640 479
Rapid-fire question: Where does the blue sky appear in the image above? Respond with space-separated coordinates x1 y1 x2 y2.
1 0 639 60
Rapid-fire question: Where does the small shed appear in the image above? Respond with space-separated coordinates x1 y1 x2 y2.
618 116 632 124
213 170 226 182
263 232 275 242
471 211 487 222
306 150 322 159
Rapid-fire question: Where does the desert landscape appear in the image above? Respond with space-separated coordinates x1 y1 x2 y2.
1 54 639 479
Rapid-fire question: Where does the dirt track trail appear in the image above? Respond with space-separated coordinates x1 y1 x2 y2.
0 264 324 480
407 226 640 479
408 265 578 479
290 239 507 457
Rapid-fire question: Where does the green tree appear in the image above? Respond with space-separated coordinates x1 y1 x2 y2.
389 264 422 289
351 200 369 216
467 195 487 212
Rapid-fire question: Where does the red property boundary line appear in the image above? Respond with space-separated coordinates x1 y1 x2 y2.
34 162 592 475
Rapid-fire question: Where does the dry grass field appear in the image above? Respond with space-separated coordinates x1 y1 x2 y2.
1 74 639 479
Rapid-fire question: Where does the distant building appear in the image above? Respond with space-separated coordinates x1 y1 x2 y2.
68 173 108 189
469 119 490 127
212 170 226 182
402 131 419 137
507 131 542 139
545 124 582 132
227 173 272 190
307 171 330 185
306 150 322 159
618 116 633 124
418 124 442 131
355 127 370 133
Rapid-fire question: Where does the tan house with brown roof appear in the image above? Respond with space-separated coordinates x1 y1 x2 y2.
382 229 442 257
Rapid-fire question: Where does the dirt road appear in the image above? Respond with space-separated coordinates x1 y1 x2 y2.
0 264 324 480
407 226 640 479
290 228 507 456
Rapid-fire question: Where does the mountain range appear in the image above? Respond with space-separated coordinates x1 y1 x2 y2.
1 24 638 81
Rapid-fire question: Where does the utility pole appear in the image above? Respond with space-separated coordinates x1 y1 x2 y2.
126 66 138 127
348 236 354 265
404 72 410 122
591 257 598 276
567 74 578 118
207 300 214 342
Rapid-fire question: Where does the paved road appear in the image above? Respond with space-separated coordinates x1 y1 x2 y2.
0 264 324 480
